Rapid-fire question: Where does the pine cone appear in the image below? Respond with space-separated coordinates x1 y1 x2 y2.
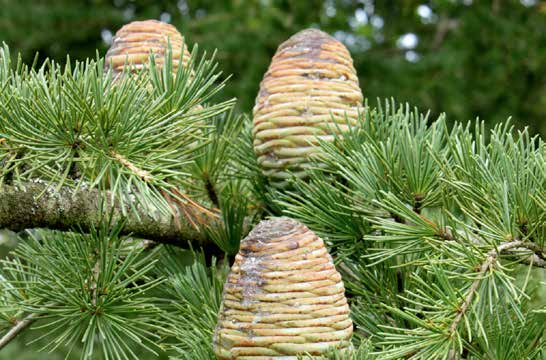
213 217 353 359
253 29 363 188
105 19 190 76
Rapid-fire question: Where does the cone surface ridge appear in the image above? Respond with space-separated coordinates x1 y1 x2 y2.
105 19 190 76
253 28 363 187
214 217 353 359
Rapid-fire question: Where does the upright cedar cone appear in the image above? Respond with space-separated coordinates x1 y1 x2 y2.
213 217 353 359
253 29 363 188
105 19 190 76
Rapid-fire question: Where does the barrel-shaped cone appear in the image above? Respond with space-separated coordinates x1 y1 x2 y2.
214 217 353 359
253 29 363 188
105 19 190 76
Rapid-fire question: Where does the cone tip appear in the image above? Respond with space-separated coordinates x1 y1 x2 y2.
115 19 179 34
278 28 336 51
245 217 303 242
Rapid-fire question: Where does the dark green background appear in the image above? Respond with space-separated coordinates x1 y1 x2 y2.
0 0 545 136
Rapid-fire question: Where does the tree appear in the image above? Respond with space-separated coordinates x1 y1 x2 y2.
0 18 545 360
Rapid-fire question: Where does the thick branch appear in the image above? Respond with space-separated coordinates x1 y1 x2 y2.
0 313 37 350
0 183 216 249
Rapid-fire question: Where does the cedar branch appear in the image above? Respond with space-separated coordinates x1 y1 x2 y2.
0 313 38 350
0 183 219 250
447 240 534 336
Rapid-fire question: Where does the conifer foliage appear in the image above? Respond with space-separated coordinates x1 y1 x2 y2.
0 20 544 360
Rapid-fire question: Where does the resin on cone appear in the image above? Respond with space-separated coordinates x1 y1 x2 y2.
253 29 363 188
213 217 353 359
105 19 190 76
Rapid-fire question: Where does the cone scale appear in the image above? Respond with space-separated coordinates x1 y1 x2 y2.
253 29 363 188
105 19 190 76
213 217 353 359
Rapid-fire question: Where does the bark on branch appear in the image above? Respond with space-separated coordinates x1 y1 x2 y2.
0 183 216 249
0 313 37 350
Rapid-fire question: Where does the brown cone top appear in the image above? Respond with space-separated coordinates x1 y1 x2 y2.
253 28 363 188
213 217 353 359
277 28 336 52
105 19 191 76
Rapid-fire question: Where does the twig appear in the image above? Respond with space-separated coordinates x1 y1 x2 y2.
517 242 546 261
109 149 219 228
0 312 38 350
173 188 219 218
0 139 25 186
505 245 546 268
90 258 101 307
110 149 153 182
448 240 525 335
161 189 182 231
205 175 219 208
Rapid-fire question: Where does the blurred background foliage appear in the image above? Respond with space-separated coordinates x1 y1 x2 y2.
0 0 545 136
